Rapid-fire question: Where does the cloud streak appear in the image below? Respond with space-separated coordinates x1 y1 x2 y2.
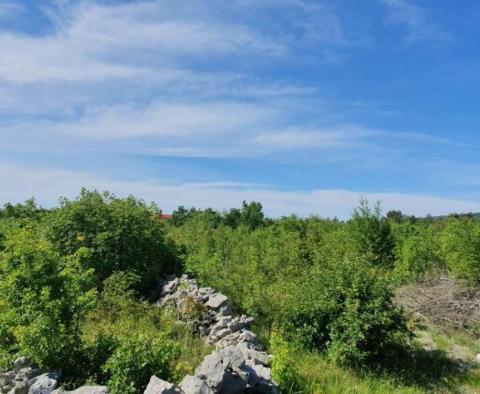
2 163 480 219
380 0 450 44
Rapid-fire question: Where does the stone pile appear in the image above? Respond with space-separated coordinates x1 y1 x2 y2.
52 386 109 393
0 357 108 394
0 357 59 394
152 275 278 394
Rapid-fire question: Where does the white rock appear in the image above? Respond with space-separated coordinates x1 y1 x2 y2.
161 278 179 296
179 375 213 394
28 372 59 394
14 358 31 373
0 371 15 386
144 376 178 394
237 342 270 366
52 387 109 394
195 352 227 390
206 294 228 309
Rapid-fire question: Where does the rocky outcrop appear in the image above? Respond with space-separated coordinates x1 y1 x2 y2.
0 357 60 394
154 275 278 394
52 387 109 394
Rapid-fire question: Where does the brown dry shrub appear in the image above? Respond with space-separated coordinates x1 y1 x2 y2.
395 277 480 336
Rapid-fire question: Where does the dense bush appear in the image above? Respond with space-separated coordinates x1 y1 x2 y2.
0 228 96 370
441 217 480 283
44 189 178 293
278 258 411 365
2 191 480 393
393 223 444 281
169 204 412 366
104 335 180 394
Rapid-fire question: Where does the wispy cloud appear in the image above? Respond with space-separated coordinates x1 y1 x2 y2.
2 162 480 219
380 0 451 44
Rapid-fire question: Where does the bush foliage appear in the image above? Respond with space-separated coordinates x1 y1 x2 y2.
1 191 480 392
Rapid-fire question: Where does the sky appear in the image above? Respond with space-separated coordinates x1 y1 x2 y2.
1 0 480 218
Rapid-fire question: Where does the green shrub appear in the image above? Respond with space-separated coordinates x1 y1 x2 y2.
44 189 178 293
441 217 480 283
347 199 395 267
270 333 305 393
104 335 180 394
279 258 411 366
394 226 443 281
0 228 96 370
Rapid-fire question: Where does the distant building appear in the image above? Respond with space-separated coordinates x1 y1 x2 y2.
158 213 173 220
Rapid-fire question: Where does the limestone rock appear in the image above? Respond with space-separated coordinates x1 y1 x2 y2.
52 386 108 394
156 276 278 393
144 376 178 394
28 371 59 393
206 294 228 310
8 385 29 394
14 359 31 374
179 375 213 394
0 371 15 387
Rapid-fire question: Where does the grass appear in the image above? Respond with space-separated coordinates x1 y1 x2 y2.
275 328 480 394
81 297 212 387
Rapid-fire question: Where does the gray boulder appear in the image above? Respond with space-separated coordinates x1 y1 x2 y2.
14 358 31 373
28 371 59 393
179 376 212 394
0 371 15 387
206 295 228 310
8 385 29 394
52 386 108 394
143 376 178 394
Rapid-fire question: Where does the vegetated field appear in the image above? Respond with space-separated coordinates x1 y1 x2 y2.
1 190 480 393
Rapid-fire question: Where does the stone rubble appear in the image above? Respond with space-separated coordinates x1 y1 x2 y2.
152 275 278 394
0 357 60 394
52 387 109 394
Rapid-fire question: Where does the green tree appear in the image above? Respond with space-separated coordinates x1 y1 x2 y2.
348 199 395 267
223 208 241 228
240 201 264 230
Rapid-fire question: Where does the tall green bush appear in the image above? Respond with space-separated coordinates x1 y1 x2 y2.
348 199 395 267
0 228 96 370
279 258 411 366
45 189 178 293
441 217 480 283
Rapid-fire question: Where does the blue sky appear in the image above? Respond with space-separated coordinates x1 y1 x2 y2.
1 0 480 218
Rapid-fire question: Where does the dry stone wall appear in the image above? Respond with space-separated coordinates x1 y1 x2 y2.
153 275 279 394
1 276 278 394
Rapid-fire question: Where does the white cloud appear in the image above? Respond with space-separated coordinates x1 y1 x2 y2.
0 100 278 146
253 128 360 149
0 1 285 83
380 0 450 44
1 163 480 219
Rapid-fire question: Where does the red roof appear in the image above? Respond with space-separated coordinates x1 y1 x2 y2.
158 214 173 220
